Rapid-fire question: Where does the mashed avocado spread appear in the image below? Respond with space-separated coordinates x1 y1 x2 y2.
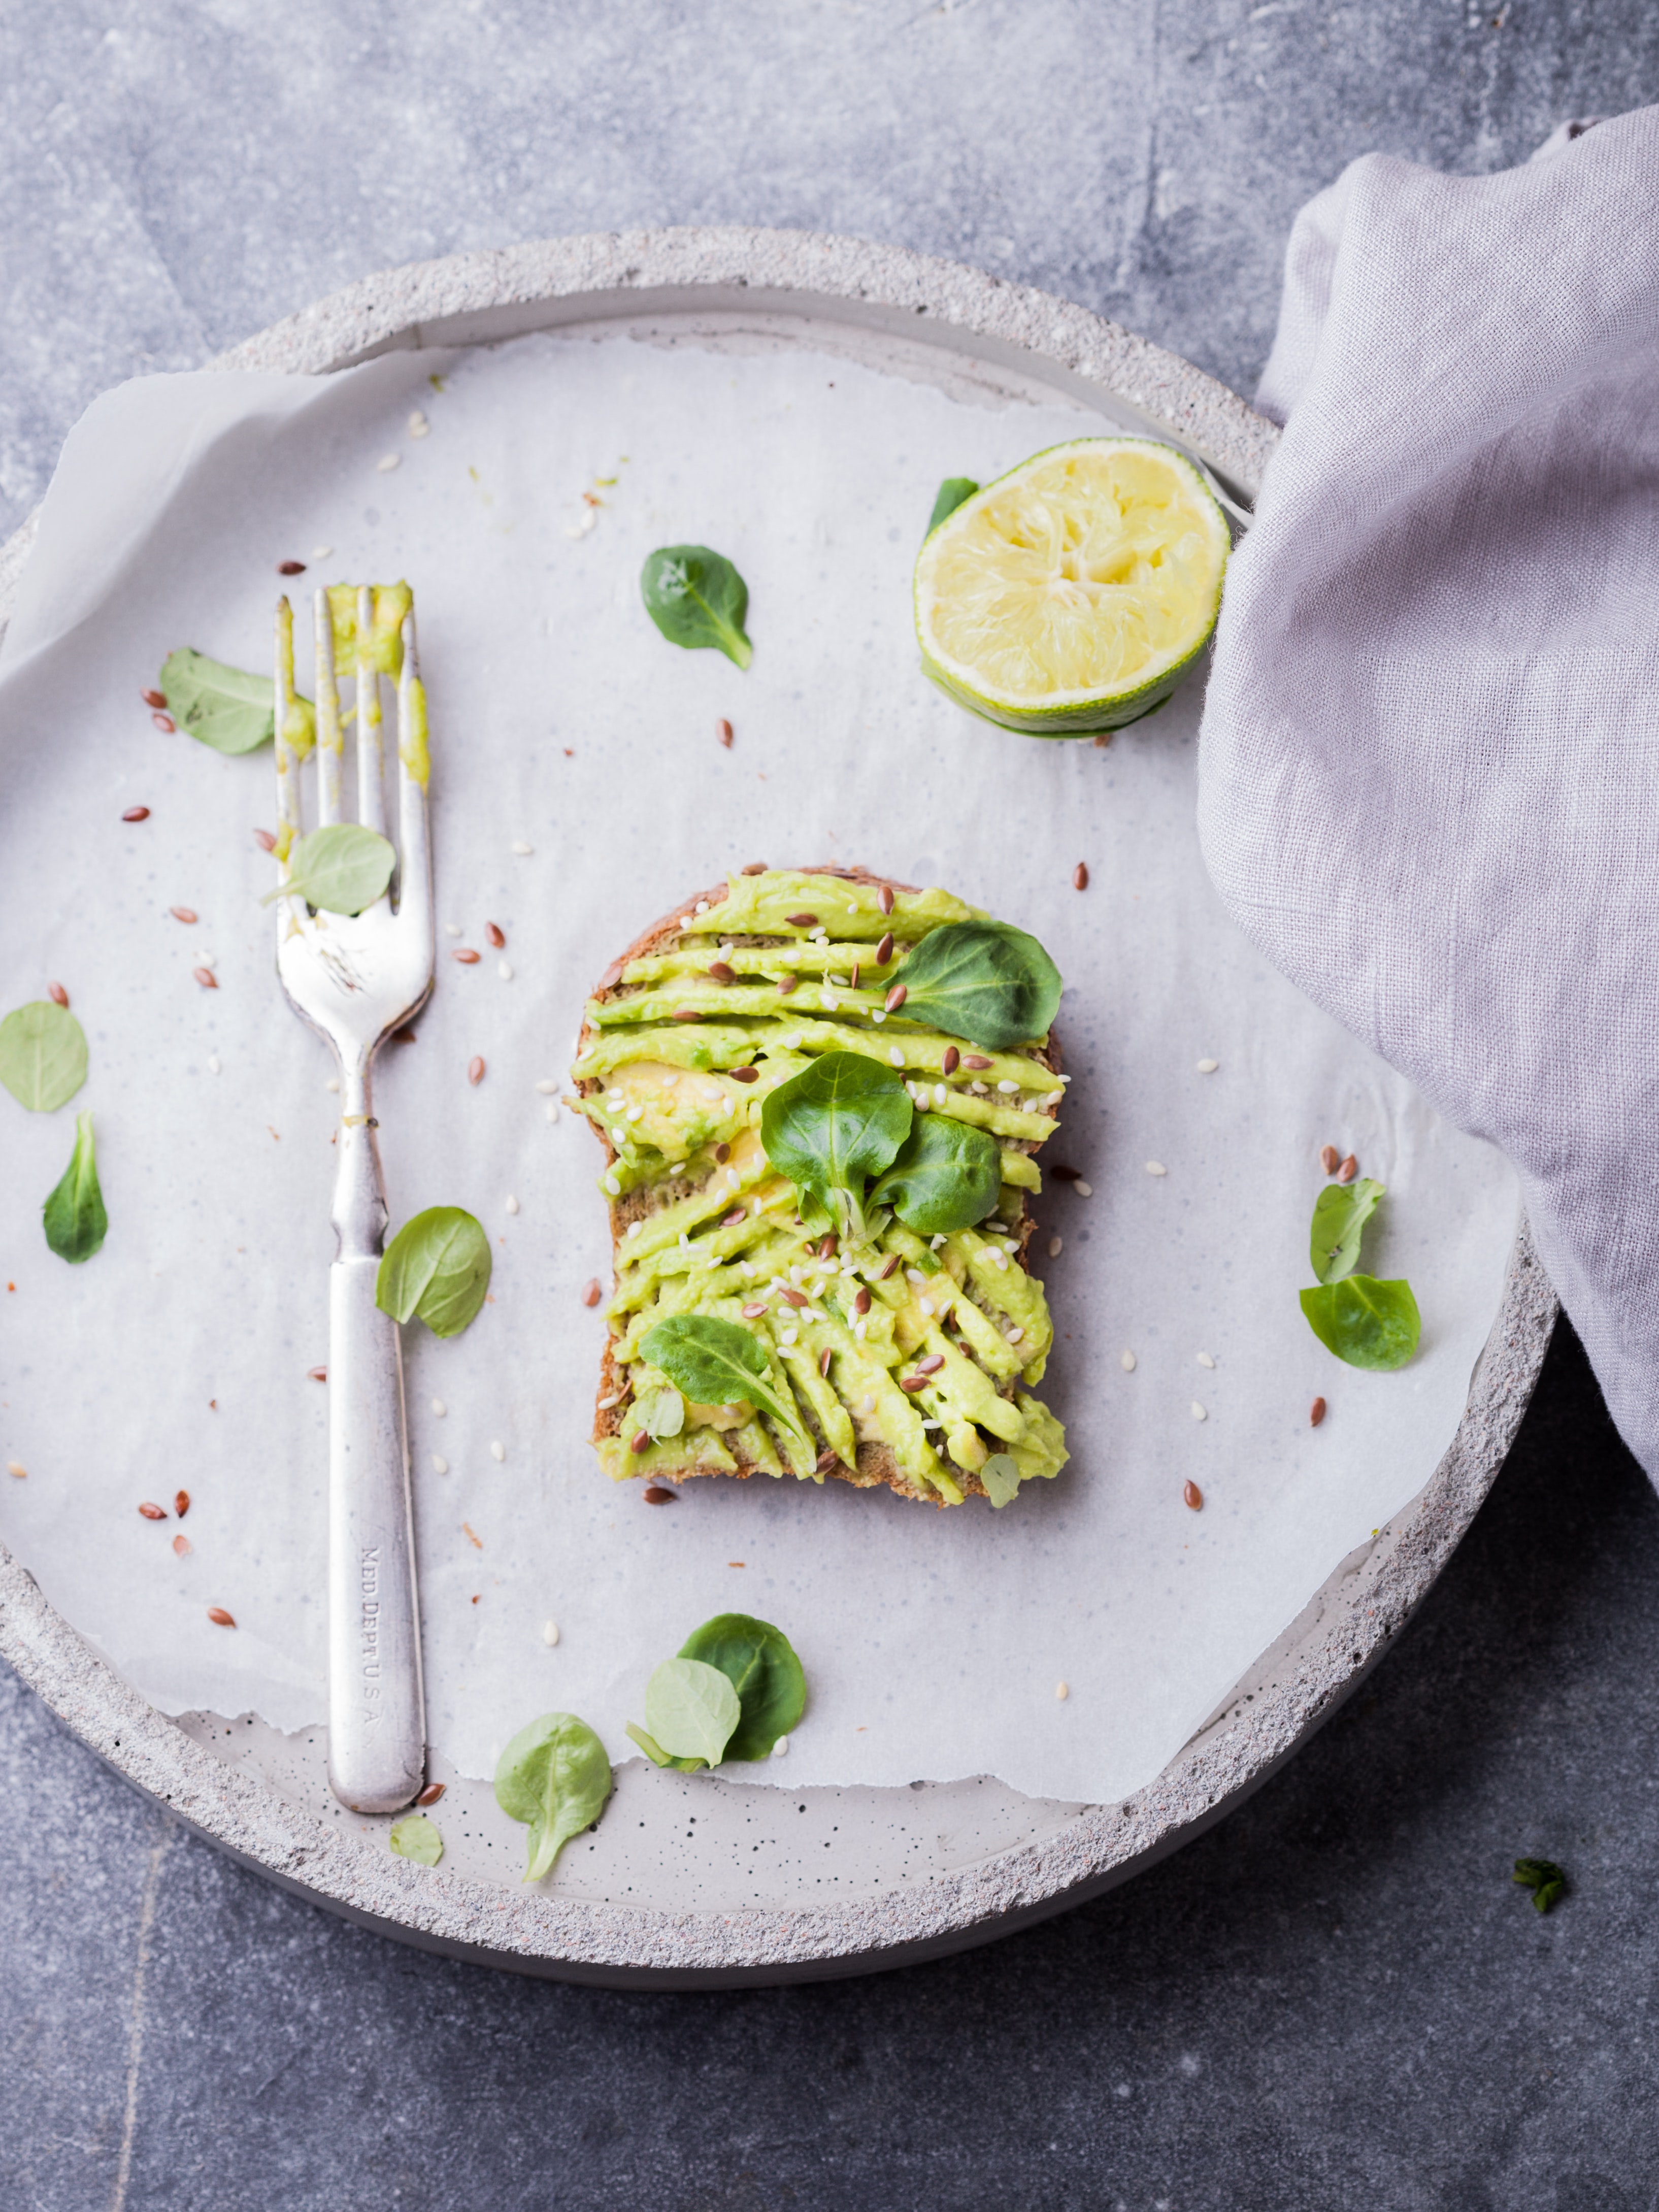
569 869 1070 1507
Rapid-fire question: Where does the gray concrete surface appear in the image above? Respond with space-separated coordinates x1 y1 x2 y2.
5 4 1659 2205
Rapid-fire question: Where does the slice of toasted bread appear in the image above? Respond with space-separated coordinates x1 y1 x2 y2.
571 866 1068 1507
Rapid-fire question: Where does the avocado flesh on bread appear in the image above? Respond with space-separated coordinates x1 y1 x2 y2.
569 868 1070 1507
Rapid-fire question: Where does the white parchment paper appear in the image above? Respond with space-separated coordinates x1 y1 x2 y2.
0 331 1518 1801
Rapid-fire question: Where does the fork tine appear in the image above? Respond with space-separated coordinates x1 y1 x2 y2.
314 587 343 827
355 582 388 839
395 603 432 945
274 595 302 873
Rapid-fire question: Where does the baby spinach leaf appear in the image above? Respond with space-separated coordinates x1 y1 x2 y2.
761 1050 913 1244
927 477 980 534
640 544 753 670
388 1813 443 1866
640 1315 809 1445
869 1113 1001 1236
159 647 314 756
259 822 395 916
894 921 1062 1049
637 1385 685 1441
43 1110 107 1263
376 1207 492 1338
0 1000 88 1112
1512 1857 1567 1913
1310 1176 1385 1285
642 1657 742 1767
679 1613 806 1762
624 1723 708 1772
1299 1275 1420 1370
978 1453 1022 1509
493 1710 613 1881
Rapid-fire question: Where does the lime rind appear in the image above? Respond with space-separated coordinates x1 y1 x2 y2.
913 435 1230 738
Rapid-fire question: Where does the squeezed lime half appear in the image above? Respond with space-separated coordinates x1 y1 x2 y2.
914 436 1230 736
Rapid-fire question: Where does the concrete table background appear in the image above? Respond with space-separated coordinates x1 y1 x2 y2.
4 6 1657 2205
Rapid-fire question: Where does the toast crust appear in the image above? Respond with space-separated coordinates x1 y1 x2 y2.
577 865 1061 1505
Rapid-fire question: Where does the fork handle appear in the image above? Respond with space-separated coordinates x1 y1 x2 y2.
326 1063 425 1812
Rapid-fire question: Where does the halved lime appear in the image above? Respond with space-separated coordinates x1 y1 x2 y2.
914 436 1230 736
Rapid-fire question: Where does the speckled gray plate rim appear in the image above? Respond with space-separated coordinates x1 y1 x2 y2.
0 229 1557 1986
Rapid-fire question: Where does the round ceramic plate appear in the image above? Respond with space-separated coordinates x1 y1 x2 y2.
0 230 1556 1987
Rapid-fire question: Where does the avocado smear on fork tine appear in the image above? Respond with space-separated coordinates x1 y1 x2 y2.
571 869 1071 1508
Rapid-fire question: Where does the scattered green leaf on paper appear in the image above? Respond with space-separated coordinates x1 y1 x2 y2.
1512 1857 1567 1913
259 822 395 916
43 1110 107 1264
1310 1176 1385 1285
493 1711 613 1882
160 646 314 757
376 1207 492 1338
760 1050 913 1244
870 1112 1001 1237
892 920 1062 1050
927 477 980 534
0 1000 88 1112
678 1613 806 1762
640 1315 810 1447
640 544 753 670
642 1656 742 1768
1299 1275 1420 1371
388 1813 443 1866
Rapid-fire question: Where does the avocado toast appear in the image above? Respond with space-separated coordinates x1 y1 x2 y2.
569 867 1071 1507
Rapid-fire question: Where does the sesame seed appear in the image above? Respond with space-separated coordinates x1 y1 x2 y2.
933 1083 947 1107
536 1078 558 1094
1196 1351 1215 1369
1145 1161 1168 1176
872 1009 887 1024
888 1045 904 1067
432 1455 449 1474
1043 1090 1063 1106
545 1101 558 1121
1120 1349 1137 1372
498 961 513 980
207 1054 222 1075
376 452 400 471
771 1733 791 1757
918 1299 934 1317
1190 1401 1207 1422
1197 1059 1219 1073
432 1398 446 1417
543 1620 560 1646
312 545 333 558
997 1079 1019 1094
695 901 710 914
1048 1236 1063 1258
1074 1180 1093 1198
906 1267 926 1284
780 1329 799 1347
1055 1681 1069 1701
506 1195 520 1215
512 841 534 855
490 1440 505 1462
409 411 429 437
603 1173 620 1195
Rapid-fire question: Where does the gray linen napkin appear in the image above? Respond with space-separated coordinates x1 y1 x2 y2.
1199 106 1659 1477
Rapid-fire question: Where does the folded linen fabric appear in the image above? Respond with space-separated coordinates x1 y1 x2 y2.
1199 107 1659 1479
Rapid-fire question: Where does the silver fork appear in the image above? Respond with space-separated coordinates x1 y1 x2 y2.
273 584 434 1813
